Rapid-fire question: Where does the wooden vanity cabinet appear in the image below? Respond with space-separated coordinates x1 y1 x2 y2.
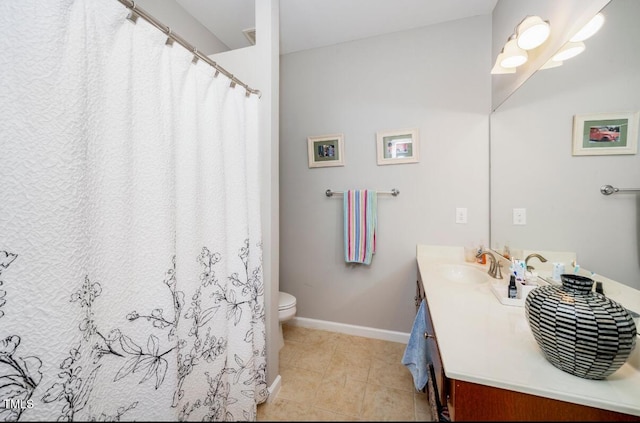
415 275 638 422
415 278 449 420
447 378 638 421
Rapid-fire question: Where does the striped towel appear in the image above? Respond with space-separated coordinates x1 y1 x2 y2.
344 189 377 264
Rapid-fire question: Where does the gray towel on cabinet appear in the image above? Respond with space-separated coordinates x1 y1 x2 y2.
401 299 429 391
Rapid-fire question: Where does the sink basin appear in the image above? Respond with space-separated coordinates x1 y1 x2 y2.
436 263 488 284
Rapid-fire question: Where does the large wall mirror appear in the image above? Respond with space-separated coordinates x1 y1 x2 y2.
490 0 640 289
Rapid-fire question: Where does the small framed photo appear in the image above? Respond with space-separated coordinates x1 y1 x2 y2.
307 134 344 168
572 112 639 156
376 128 419 165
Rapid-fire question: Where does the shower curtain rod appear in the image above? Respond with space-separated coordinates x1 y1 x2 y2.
116 0 261 98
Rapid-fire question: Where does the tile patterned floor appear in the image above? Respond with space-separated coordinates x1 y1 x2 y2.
257 324 433 421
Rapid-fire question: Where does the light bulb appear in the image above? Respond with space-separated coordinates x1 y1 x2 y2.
500 39 528 68
540 58 563 70
491 53 516 74
552 41 585 61
516 16 551 50
553 42 585 61
570 13 605 42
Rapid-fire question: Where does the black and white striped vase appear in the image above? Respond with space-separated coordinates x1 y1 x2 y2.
525 274 637 380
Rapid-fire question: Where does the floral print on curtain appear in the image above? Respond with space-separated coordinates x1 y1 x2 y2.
0 0 267 421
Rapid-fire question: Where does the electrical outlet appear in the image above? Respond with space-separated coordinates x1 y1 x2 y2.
455 207 468 224
513 208 526 225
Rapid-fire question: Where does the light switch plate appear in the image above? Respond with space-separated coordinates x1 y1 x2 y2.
513 208 526 225
455 207 468 224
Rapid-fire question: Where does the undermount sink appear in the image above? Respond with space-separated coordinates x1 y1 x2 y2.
436 263 488 284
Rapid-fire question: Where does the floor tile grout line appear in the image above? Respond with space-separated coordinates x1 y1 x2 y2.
276 324 428 421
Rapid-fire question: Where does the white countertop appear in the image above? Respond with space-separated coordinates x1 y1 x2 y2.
416 244 640 417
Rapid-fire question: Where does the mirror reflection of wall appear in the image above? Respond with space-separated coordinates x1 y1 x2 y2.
490 0 640 289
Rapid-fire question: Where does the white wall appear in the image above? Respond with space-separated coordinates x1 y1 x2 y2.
491 0 640 289
210 47 257 88
255 0 280 389
280 15 492 333
212 0 281 390
136 0 230 54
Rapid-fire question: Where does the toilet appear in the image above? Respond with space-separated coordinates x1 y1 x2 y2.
278 291 297 350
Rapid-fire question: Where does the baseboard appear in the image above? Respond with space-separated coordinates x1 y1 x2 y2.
266 374 281 403
287 317 410 344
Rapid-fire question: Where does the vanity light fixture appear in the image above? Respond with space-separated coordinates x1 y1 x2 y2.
570 13 605 42
500 38 528 68
491 15 549 74
491 53 517 74
516 16 551 50
552 41 586 62
545 12 605 67
540 57 563 70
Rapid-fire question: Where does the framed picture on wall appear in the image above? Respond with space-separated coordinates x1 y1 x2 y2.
376 128 419 165
307 134 345 168
572 112 639 156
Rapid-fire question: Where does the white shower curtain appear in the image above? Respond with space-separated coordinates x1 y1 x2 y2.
0 0 267 421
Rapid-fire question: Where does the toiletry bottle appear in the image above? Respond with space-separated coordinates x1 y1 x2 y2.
476 241 486 265
503 243 511 260
508 275 517 299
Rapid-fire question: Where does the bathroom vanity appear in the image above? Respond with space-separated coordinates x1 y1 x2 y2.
416 244 640 421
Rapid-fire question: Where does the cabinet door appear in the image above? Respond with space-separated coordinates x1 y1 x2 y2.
423 299 445 405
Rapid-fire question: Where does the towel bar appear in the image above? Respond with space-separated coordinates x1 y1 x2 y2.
325 188 400 197
600 184 640 195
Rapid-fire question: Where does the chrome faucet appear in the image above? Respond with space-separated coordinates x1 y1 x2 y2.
525 253 548 271
478 250 503 279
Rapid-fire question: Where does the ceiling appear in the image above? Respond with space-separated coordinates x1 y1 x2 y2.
176 0 498 55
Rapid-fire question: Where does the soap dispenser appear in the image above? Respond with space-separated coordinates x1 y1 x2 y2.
508 275 517 299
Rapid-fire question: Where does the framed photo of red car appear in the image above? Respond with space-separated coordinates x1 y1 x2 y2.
376 128 420 165
572 111 639 156
308 133 345 168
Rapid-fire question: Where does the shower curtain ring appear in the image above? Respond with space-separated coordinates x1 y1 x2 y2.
126 1 139 24
191 48 199 65
165 28 174 46
229 76 236 88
